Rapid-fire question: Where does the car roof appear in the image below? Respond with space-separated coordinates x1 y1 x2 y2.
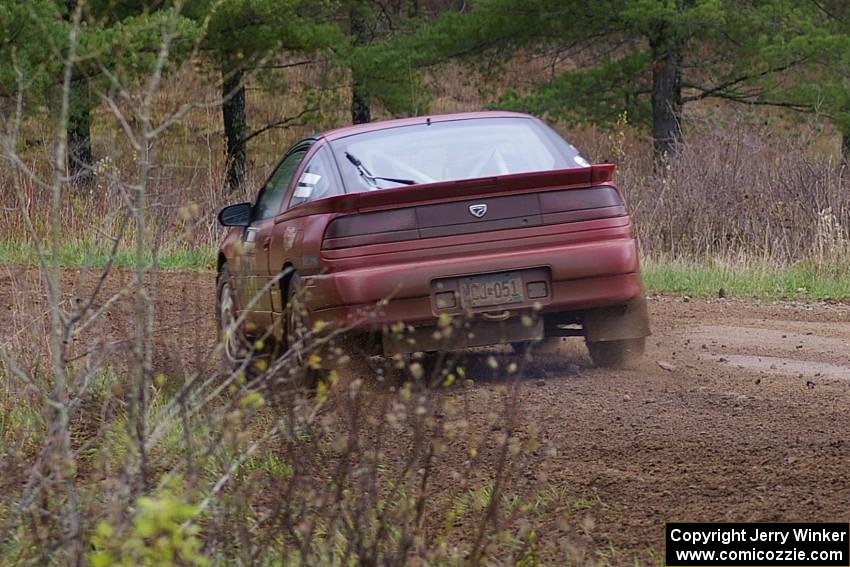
319 110 534 142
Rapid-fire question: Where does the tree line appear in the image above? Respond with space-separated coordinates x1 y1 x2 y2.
2 0 849 193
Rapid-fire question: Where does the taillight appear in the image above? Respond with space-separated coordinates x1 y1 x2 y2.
322 208 418 250
540 186 624 224
539 186 622 212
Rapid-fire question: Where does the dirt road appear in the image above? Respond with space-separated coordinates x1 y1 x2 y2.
513 295 850 560
3 267 850 563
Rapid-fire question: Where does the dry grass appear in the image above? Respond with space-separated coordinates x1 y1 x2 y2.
624 120 848 265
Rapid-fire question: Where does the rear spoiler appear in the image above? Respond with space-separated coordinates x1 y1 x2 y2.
278 164 616 219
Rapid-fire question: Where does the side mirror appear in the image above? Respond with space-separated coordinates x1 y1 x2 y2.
218 202 252 227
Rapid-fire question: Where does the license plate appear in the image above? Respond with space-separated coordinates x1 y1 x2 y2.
459 271 524 308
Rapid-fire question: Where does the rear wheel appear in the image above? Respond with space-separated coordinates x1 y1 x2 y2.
285 274 326 389
586 338 645 369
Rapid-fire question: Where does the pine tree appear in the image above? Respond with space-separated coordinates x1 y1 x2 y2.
1 0 198 186
362 0 827 161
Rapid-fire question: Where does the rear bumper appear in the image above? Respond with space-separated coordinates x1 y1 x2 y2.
306 236 643 329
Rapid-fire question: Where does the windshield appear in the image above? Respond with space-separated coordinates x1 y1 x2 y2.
329 117 590 192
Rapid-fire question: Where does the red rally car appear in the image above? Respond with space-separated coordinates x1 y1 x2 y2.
216 111 649 371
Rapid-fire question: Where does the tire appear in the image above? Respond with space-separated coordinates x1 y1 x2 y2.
217 263 278 373
285 274 326 389
586 337 645 369
216 264 250 370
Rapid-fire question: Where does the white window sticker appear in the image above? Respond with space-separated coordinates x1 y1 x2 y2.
294 185 313 198
299 172 322 186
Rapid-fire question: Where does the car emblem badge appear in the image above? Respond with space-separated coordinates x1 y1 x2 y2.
469 203 488 218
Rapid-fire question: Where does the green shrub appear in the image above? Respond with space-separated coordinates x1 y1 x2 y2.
89 480 207 567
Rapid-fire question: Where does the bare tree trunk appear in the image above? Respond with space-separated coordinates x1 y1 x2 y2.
351 83 371 125
68 73 93 186
65 0 92 187
350 4 371 125
842 130 850 163
222 68 247 192
650 24 683 161
54 3 83 561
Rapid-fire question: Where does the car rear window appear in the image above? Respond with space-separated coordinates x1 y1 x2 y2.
329 117 589 193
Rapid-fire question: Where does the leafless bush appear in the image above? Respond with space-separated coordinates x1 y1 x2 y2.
611 113 850 265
